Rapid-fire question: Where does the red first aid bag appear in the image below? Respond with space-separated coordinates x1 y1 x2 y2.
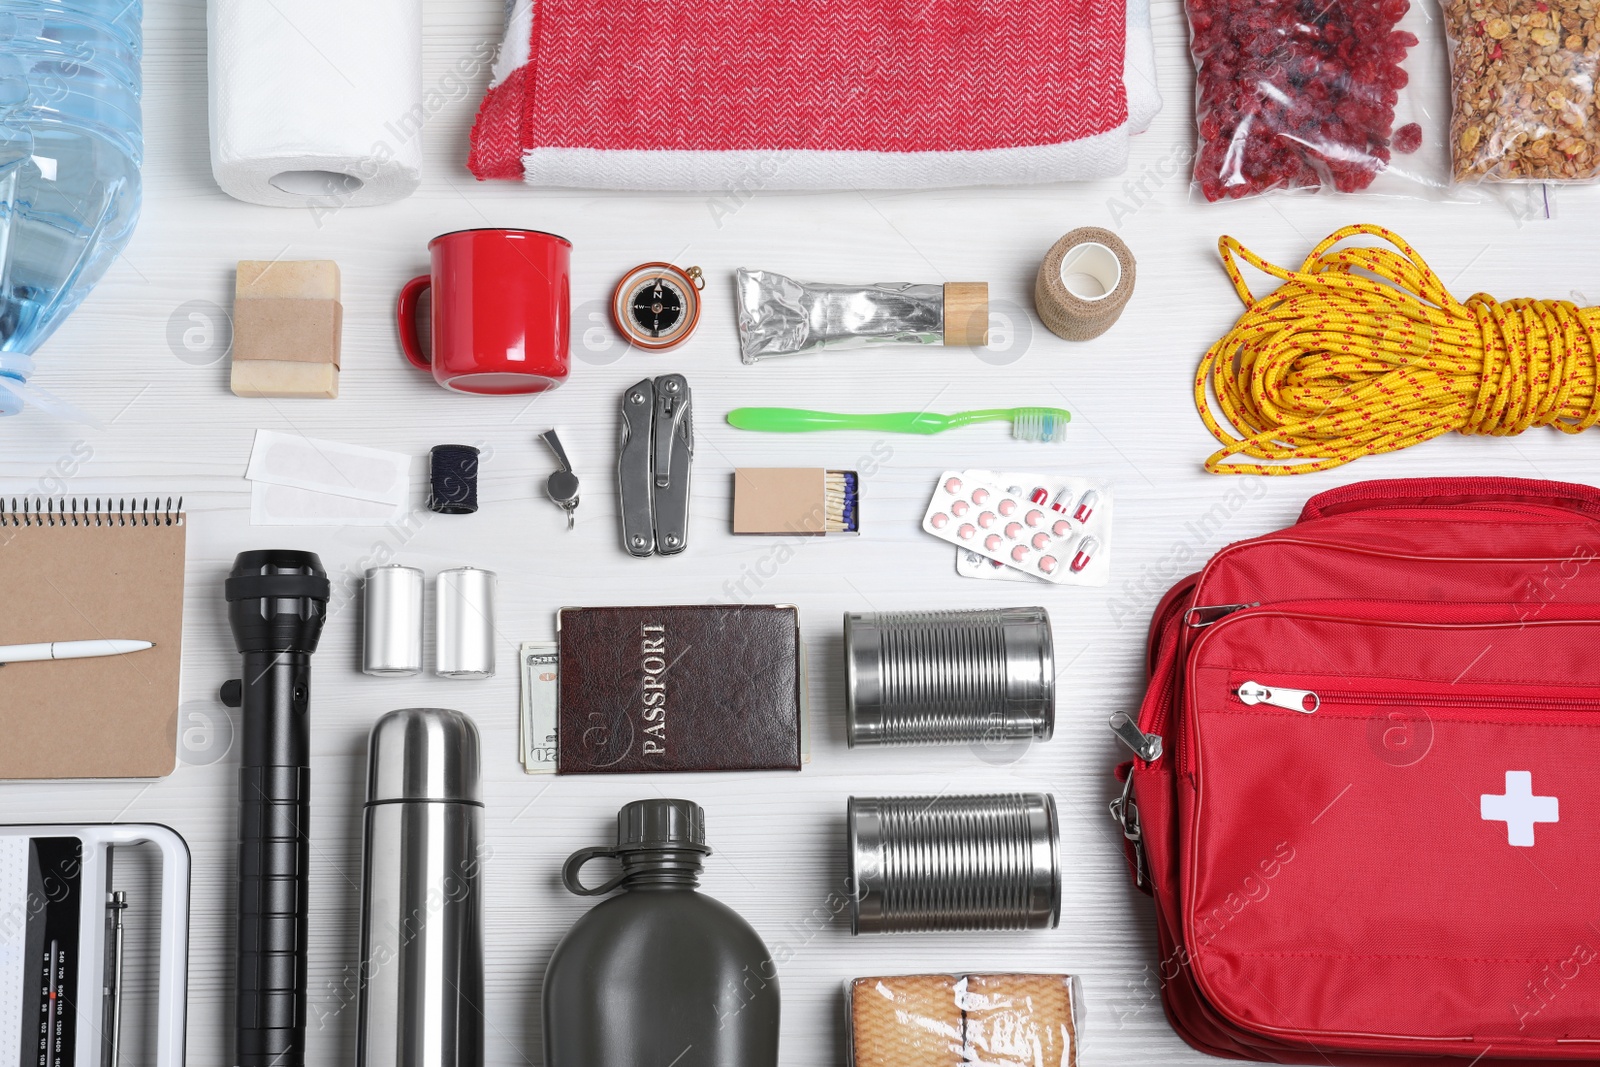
1117 477 1600 1064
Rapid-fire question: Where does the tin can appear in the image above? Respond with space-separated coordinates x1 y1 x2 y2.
848 793 1059 934
844 607 1055 746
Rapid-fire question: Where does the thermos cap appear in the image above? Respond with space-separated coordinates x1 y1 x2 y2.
367 707 482 805
615 798 709 854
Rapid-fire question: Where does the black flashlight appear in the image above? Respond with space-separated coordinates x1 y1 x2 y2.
220 550 329 1067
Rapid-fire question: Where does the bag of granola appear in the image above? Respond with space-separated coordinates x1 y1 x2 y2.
1445 0 1600 181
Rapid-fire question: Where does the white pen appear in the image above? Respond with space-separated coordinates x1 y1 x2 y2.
0 639 153 665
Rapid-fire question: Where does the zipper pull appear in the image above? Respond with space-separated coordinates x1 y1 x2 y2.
1109 712 1164 762
1109 772 1150 889
1184 602 1259 628
1236 681 1319 714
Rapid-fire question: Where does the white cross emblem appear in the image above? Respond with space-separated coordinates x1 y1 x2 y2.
1480 771 1559 847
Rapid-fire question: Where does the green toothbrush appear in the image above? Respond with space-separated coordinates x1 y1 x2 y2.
726 406 1071 442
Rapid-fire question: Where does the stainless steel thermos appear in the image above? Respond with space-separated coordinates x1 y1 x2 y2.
356 708 485 1067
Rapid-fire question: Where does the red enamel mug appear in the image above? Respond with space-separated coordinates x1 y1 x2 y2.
397 228 571 395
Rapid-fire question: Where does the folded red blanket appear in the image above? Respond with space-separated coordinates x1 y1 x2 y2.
470 0 1129 189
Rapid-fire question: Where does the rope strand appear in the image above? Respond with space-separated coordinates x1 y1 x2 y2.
1194 223 1600 475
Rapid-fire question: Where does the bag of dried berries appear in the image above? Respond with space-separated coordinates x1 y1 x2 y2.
1188 0 1455 199
1445 0 1600 181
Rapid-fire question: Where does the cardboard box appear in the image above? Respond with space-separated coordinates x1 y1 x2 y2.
230 260 342 398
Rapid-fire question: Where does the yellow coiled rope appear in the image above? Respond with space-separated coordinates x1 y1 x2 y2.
1195 223 1600 475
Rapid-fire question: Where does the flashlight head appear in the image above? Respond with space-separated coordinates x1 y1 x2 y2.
225 549 330 655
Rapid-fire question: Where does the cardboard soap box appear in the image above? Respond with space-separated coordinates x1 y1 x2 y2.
230 260 342 399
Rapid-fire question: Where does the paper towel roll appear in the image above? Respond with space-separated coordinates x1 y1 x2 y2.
208 0 423 208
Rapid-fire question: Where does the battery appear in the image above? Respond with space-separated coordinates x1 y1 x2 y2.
362 565 424 677
436 567 497 679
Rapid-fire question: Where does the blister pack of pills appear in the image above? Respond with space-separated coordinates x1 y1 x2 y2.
924 470 1112 587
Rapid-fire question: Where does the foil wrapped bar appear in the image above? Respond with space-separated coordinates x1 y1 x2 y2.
736 269 952 363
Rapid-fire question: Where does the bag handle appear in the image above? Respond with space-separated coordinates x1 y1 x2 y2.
1298 477 1600 523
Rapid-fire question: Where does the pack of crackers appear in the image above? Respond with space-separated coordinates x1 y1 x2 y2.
848 973 1082 1067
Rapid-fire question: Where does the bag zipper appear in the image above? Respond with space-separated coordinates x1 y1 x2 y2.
1187 535 1600 619
1232 680 1600 715
1175 529 1600 762
1184 602 1257 628
1109 581 1199 889
1236 681 1318 713
1186 607 1600 777
1116 582 1205 765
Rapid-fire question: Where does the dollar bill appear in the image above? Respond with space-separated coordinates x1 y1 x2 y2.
520 641 559 773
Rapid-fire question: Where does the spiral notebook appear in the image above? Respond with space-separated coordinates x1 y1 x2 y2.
0 499 186 779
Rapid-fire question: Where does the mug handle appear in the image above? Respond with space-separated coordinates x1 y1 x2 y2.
396 274 432 370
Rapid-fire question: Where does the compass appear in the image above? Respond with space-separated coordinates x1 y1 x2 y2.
611 262 705 350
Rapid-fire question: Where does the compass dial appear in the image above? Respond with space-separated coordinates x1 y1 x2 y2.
611 263 703 350
628 278 685 337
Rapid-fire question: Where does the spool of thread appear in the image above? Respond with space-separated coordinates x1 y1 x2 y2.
848 793 1060 934
1034 227 1136 341
844 607 1054 747
428 445 480 515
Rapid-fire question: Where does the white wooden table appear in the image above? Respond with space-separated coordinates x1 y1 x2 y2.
4 1 1599 1063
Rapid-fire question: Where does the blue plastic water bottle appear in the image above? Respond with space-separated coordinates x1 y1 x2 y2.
0 1 142 416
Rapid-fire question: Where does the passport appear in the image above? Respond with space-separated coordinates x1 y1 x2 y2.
555 605 803 774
